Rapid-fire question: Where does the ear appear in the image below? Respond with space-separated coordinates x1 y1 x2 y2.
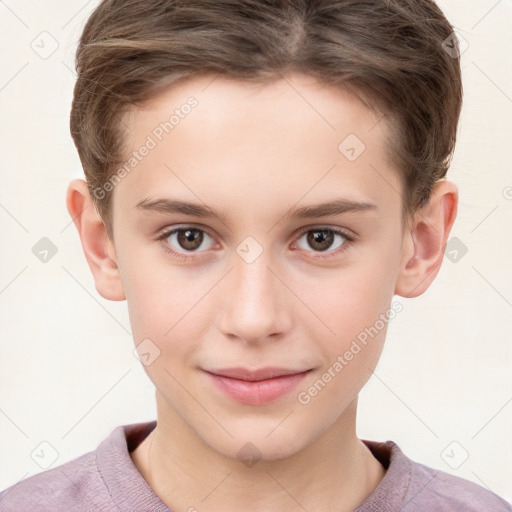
65 178 126 301
394 180 458 298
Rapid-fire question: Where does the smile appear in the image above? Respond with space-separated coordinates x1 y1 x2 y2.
203 367 312 405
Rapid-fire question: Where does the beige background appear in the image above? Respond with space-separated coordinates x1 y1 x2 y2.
0 0 511 502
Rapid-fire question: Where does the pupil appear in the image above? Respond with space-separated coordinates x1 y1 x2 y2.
309 230 333 251
178 229 202 250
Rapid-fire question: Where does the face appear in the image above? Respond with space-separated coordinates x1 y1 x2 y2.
110 72 406 461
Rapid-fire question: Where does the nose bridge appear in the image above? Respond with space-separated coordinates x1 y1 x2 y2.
235 239 279 307
218 239 292 342
234 248 274 303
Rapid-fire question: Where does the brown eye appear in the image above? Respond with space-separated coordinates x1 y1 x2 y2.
306 230 335 252
158 226 216 257
176 229 204 251
295 228 350 256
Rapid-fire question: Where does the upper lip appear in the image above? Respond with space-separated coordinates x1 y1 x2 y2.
205 367 311 381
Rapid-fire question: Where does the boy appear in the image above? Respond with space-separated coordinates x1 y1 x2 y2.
1 0 510 510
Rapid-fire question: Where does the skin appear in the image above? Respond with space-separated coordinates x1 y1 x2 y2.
66 72 458 511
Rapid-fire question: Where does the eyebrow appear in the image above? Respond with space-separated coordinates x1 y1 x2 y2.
135 197 377 222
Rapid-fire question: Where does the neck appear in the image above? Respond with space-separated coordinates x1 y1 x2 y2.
131 395 385 512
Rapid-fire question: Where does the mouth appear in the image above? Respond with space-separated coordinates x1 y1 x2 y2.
203 367 313 405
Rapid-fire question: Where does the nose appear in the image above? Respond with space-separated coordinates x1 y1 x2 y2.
217 248 293 345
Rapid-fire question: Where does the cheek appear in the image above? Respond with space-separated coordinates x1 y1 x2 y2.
303 236 401 379
120 243 202 331
124 267 206 395
122 257 230 372
314 259 398 341
310 282 389 382
296 276 392 416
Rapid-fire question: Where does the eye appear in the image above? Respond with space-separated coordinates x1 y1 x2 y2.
157 226 216 260
294 227 352 258
156 225 354 262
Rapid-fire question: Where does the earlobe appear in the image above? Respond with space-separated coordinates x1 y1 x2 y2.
65 179 126 301
394 180 458 298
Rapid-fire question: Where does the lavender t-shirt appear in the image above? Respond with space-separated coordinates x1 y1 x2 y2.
0 421 510 511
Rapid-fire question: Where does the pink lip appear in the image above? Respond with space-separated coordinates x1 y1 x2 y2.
204 367 312 405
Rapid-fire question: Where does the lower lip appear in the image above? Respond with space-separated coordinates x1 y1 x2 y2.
205 370 310 405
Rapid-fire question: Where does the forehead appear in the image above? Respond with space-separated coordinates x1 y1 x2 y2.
126 72 384 148
116 73 400 219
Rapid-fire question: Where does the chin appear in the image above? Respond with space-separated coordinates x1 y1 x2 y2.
201 420 314 464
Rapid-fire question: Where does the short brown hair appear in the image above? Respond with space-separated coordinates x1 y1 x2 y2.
70 0 463 239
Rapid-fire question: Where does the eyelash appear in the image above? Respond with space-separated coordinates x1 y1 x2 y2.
156 225 355 262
